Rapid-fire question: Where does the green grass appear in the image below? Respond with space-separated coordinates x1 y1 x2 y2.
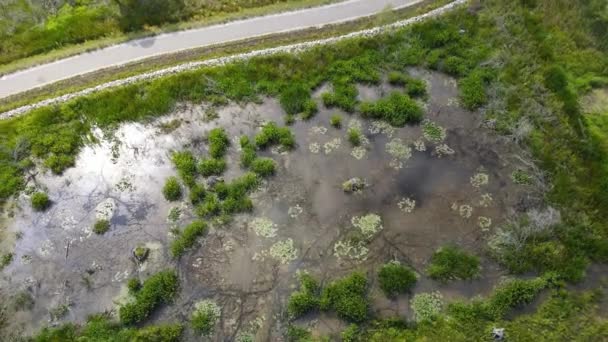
255 122 296 150
378 262 417 297
319 272 368 323
30 191 50 211
426 246 480 282
31 314 183 341
207 127 230 159
198 158 227 177
118 270 179 325
359 91 423 126
162 176 183 201
92 219 110 235
288 273 320 319
170 220 207 257
250 157 277 177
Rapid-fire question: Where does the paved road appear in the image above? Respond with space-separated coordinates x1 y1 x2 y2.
0 0 423 99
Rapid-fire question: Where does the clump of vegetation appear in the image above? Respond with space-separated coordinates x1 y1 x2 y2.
198 158 227 177
378 262 417 297
288 273 320 319
286 325 312 342
189 183 206 205
458 70 488 110
421 120 446 143
250 158 276 177
255 122 295 150
0 253 13 270
127 278 142 294
279 84 313 115
191 299 221 336
162 176 182 201
320 272 368 323
133 246 149 263
119 270 179 325
347 128 362 146
239 135 257 168
387 72 427 97
360 92 423 126
170 221 207 258
92 219 110 235
31 192 50 211
12 291 34 311
330 114 342 128
31 314 183 341
341 324 359 342
511 169 532 185
427 246 480 282
208 128 230 159
322 82 359 112
171 151 197 187
410 292 443 322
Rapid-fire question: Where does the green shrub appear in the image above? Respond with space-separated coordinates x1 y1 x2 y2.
406 78 427 98
170 221 207 257
189 183 206 205
322 81 358 112
240 146 257 168
388 71 409 85
0 253 13 270
208 128 230 158
360 92 423 126
320 272 368 323
288 273 320 318
301 100 318 120
31 192 50 211
286 325 312 342
280 83 312 115
44 154 76 174
162 176 182 201
347 128 362 146
255 122 295 150
196 194 221 217
341 324 359 342
93 219 110 235
378 262 417 297
427 246 480 282
191 300 221 336
127 278 142 294
171 151 197 187
330 114 342 128
116 0 186 31
459 71 487 110
250 158 276 177
198 158 226 177
119 270 179 325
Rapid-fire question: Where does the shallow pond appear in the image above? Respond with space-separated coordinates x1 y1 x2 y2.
0 69 536 340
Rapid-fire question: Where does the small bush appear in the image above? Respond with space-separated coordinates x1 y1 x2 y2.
347 128 362 146
250 158 276 177
170 221 207 258
255 122 295 150
360 91 423 127
427 246 480 282
208 128 230 158
322 81 358 112
0 253 13 270
378 262 417 297
93 219 110 235
330 114 342 128
189 183 206 205
301 100 318 120
280 83 312 115
341 324 359 342
171 151 197 187
459 71 487 110
31 192 50 211
286 325 311 342
388 71 409 85
240 146 257 168
127 278 142 294
196 194 221 217
162 177 182 201
198 158 226 177
119 270 179 325
406 78 427 98
191 300 221 336
320 272 368 323
485 277 547 319
287 273 320 318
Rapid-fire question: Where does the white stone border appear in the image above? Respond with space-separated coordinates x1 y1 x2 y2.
0 0 467 120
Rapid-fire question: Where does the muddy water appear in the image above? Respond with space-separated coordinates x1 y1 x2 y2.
0 70 535 340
